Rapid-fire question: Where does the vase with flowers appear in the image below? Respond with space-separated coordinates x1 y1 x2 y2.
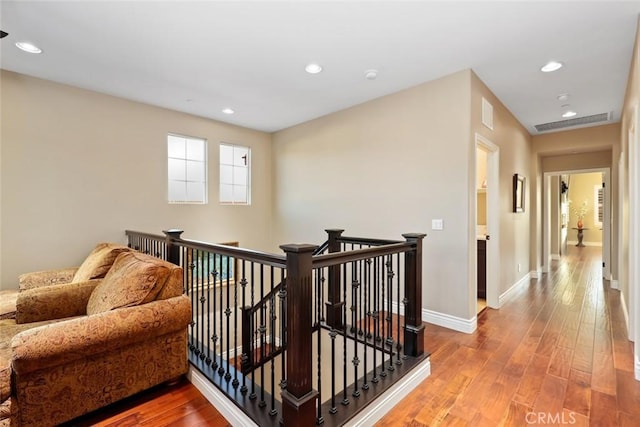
569 200 589 229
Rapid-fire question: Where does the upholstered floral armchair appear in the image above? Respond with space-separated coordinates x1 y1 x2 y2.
0 245 191 427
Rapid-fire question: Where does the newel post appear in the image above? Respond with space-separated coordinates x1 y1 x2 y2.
402 233 426 357
162 229 184 266
325 229 345 329
280 243 318 426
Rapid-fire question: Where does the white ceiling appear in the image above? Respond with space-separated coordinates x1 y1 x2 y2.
1 1 639 134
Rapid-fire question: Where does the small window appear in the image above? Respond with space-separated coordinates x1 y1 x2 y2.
594 184 604 228
220 143 251 205
167 134 207 204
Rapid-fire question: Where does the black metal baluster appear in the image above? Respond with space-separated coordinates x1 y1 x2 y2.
211 254 219 372
279 268 287 393
259 264 266 407
362 258 370 391
225 255 232 382
329 327 337 414
380 255 387 378
351 260 360 398
250 262 256 399
232 254 239 388
240 260 248 394
371 256 379 384
396 252 403 365
269 266 277 417
218 254 225 376
386 255 395 372
342 263 349 406
316 267 324 425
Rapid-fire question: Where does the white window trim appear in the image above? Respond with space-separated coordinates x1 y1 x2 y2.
167 133 208 204
219 142 251 205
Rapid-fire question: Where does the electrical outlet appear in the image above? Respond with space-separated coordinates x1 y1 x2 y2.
431 219 444 230
517 263 521 272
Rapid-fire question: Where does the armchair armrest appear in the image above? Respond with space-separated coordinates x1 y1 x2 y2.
11 295 191 375
18 267 79 291
15 280 100 324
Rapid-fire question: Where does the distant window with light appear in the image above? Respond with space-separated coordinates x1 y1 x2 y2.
220 143 250 205
594 184 604 228
167 134 207 204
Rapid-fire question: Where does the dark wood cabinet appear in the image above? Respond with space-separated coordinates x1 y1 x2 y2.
477 239 486 298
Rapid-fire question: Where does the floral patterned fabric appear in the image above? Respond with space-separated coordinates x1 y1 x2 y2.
15 280 99 324
71 242 132 283
86 252 180 315
0 252 189 426
18 267 78 291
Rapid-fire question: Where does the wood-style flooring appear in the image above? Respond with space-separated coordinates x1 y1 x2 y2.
70 246 640 426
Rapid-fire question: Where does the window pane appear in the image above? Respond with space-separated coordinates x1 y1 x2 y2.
168 135 185 158
220 183 233 203
220 144 233 165
220 164 233 185
186 160 205 181
186 182 205 202
168 180 186 202
233 184 247 203
233 165 247 186
186 139 205 161
168 158 186 180
233 146 249 166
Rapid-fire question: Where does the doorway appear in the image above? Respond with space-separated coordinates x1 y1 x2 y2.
475 134 500 312
543 168 611 280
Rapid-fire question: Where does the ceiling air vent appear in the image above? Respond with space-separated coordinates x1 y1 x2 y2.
534 112 611 132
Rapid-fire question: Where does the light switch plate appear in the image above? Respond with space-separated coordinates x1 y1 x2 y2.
432 219 444 230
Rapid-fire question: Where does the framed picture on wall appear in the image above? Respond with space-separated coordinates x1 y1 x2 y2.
513 173 526 213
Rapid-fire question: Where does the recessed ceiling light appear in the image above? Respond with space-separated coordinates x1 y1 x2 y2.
305 63 323 74
15 41 42 54
557 93 570 101
562 110 577 118
364 69 378 80
541 61 563 72
222 108 235 115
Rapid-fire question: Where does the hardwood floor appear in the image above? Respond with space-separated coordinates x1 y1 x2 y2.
70 246 640 426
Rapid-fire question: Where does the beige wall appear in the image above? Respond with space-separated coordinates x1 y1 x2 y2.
272 69 532 323
470 72 532 306
620 17 640 348
0 70 273 288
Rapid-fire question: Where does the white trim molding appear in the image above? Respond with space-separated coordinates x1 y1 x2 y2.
530 268 542 279
635 354 640 381
388 300 476 334
422 309 477 334
345 357 431 426
499 273 532 307
610 279 619 290
188 368 258 427
621 291 630 334
551 254 561 261
566 241 603 247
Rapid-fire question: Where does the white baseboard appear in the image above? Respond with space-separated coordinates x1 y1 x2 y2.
566 241 603 247
621 291 630 335
530 268 542 279
346 357 431 426
187 367 258 427
499 273 531 307
388 300 476 334
551 254 561 261
422 309 477 334
636 354 640 381
611 279 619 290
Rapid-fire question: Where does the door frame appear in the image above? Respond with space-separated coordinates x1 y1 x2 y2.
475 133 500 309
542 168 611 279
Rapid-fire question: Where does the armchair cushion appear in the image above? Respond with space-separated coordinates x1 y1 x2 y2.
86 252 179 315
15 280 100 324
18 267 78 291
72 243 132 283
